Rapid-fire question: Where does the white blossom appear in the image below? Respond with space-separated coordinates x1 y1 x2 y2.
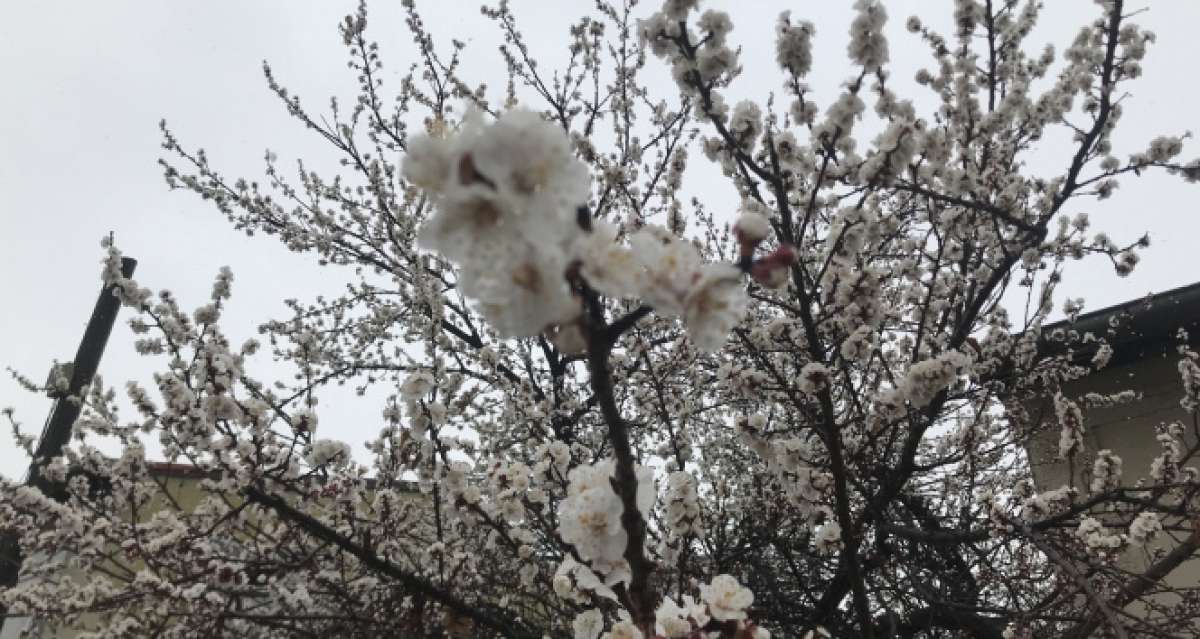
1054 393 1085 459
655 596 707 637
1075 517 1122 552
573 609 605 639
813 520 842 554
700 574 754 622
1090 450 1122 493
306 439 351 467
729 101 763 151
683 264 748 352
898 351 971 407
848 0 889 71
631 226 747 351
557 461 655 570
576 220 643 298
21 3 1200 636
1129 512 1163 545
601 619 644 639
775 12 815 76
697 10 733 46
408 108 590 337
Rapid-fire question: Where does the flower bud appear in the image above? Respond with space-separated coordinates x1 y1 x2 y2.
734 210 772 257
750 243 797 288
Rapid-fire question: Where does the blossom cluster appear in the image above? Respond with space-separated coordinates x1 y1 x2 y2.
569 573 765 639
1128 512 1163 546
1054 393 1086 459
403 108 750 352
1074 516 1122 554
1089 450 1123 493
12 0 1200 636
403 109 589 338
557 460 655 580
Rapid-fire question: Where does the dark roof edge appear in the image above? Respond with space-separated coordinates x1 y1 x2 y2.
145 461 421 492
1046 280 1200 334
1042 280 1200 367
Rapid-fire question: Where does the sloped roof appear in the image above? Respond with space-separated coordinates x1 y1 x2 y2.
1042 280 1200 368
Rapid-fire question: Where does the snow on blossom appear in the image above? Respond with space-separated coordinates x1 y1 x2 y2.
466 109 590 210
401 130 453 191
553 574 573 599
26 3 1200 637
637 11 678 58
790 98 819 127
816 92 866 144
291 408 318 434
1020 485 1073 521
459 248 581 338
696 44 739 84
859 120 918 184
548 321 588 354
546 440 572 474
1179 355 1200 412
1150 422 1186 483
664 471 702 538
656 600 693 637
750 244 797 289
953 0 979 36
700 574 754 621
798 362 831 394
193 303 220 325
839 325 874 362
662 0 698 21
414 185 513 265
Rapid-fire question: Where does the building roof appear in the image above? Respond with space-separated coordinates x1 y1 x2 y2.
1042 280 1200 368
146 461 214 479
143 461 420 492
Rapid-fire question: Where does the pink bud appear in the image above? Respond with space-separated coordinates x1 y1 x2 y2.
750 244 797 289
763 243 798 267
752 262 790 289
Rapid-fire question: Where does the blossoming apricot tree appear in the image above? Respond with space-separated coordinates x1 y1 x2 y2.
5 0 1200 637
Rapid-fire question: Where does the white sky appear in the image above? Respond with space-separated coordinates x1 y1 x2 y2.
2 1 1198 478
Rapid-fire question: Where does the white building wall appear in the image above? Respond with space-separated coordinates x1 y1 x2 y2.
1028 350 1200 613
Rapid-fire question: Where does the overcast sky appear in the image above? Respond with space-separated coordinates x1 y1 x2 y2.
2 1 1198 479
